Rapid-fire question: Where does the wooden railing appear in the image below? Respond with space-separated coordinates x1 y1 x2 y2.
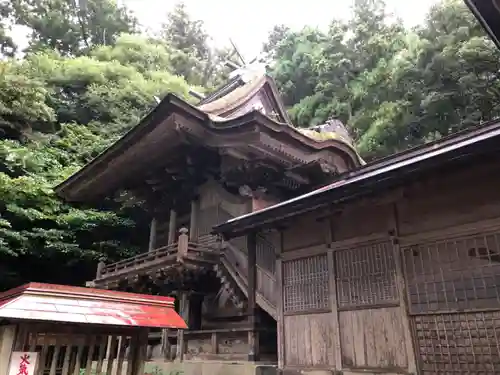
95 228 219 282
222 242 278 314
214 207 278 317
217 207 276 274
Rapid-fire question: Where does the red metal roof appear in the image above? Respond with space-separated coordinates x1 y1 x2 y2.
0 283 187 329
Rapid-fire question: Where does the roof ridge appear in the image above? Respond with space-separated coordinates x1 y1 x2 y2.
0 282 175 308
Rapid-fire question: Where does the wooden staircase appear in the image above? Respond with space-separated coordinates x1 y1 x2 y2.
217 240 277 319
200 207 278 320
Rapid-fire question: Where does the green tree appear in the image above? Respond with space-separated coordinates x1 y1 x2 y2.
4 0 137 55
161 2 209 60
266 0 500 159
158 2 237 89
0 35 193 289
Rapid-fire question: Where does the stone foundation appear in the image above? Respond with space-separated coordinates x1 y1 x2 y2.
144 361 277 375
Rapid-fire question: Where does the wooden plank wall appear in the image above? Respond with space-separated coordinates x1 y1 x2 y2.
275 160 500 373
338 307 408 369
198 179 249 218
283 313 335 368
278 222 414 372
397 160 500 237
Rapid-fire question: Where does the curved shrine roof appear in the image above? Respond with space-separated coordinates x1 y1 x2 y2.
55 74 364 202
198 73 360 154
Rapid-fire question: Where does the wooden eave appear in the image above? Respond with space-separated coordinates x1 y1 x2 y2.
214 120 500 238
465 0 500 50
55 94 362 203
266 76 293 124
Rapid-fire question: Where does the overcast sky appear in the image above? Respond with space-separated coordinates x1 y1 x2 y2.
10 0 440 58
122 0 440 59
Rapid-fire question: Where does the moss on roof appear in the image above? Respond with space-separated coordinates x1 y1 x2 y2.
297 128 352 145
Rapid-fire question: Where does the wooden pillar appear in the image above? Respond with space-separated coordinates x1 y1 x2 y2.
96 257 106 279
161 329 171 361
391 204 418 374
247 232 259 361
132 329 148 375
177 228 189 262
276 230 285 369
168 209 177 245
189 199 199 241
163 208 176 361
0 325 17 375
148 217 157 252
326 217 343 371
176 291 189 361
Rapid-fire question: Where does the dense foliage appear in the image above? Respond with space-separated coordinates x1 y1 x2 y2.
267 0 500 157
0 0 498 289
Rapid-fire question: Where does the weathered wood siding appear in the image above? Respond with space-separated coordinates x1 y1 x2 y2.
283 313 335 367
398 207 500 372
185 331 248 359
334 203 393 240
332 237 413 372
280 248 338 369
279 206 414 372
397 161 500 236
277 160 500 374
282 213 326 251
198 179 250 218
338 307 408 369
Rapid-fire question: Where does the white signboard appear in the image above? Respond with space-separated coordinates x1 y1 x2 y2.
8 352 39 375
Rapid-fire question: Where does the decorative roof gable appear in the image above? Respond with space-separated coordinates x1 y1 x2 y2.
198 73 292 124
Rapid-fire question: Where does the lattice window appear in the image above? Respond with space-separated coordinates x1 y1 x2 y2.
413 311 500 374
283 254 329 313
228 234 276 274
335 241 398 309
256 234 276 274
402 232 500 314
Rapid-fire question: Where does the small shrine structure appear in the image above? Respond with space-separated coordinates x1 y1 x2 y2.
0 283 186 375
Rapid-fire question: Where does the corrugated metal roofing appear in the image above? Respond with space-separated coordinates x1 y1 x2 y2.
0 283 187 329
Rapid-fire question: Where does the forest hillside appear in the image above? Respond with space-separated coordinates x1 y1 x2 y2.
0 0 498 290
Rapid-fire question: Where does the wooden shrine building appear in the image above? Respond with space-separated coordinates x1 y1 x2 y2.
55 70 364 364
215 120 500 375
213 6 500 374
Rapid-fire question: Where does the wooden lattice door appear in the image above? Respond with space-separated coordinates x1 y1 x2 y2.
402 231 500 374
14 324 145 375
